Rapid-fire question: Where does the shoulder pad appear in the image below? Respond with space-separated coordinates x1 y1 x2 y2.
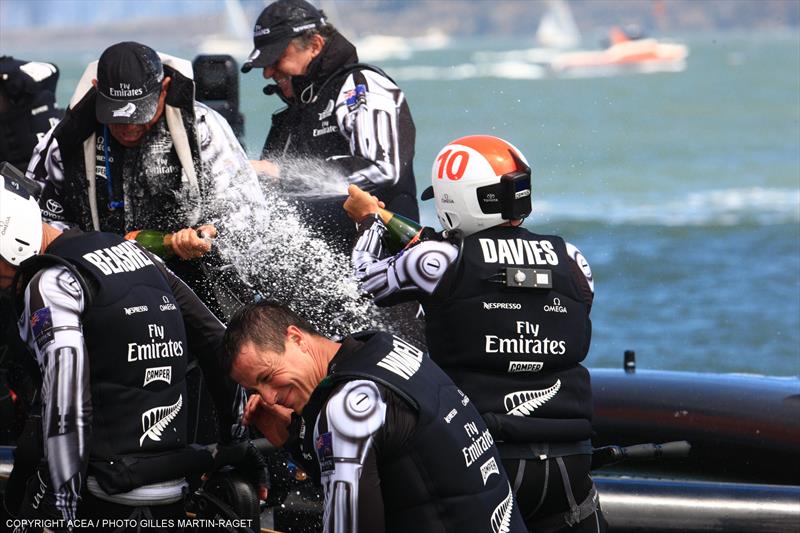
325 380 386 440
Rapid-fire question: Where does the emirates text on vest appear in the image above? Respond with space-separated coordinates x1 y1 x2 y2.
83 240 154 275
377 337 424 380
128 324 184 362
485 321 566 356
479 238 558 266
462 421 495 468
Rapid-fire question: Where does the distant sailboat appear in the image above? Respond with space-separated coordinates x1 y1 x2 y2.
197 0 252 61
535 0 581 50
472 0 579 66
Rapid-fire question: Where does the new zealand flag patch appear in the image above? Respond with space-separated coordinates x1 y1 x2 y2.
345 84 367 110
315 431 334 473
30 306 54 350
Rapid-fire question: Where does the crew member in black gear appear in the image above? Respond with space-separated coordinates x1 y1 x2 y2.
242 0 419 255
221 299 526 533
0 57 63 444
26 42 267 444
26 42 264 318
0 166 248 531
0 56 63 173
345 135 607 532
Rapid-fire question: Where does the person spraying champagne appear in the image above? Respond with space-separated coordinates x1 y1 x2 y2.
344 184 431 252
124 227 217 260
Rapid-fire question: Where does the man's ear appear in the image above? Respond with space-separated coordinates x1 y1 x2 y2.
286 325 306 351
310 34 325 57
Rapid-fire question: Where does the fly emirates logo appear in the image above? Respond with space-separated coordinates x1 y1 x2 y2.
479 238 558 266
128 324 184 362
486 321 566 356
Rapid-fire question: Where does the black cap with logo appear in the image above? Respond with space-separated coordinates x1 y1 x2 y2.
241 0 328 74
95 41 164 125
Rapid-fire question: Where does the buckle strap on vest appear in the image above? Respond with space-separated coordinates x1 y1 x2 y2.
531 457 599 530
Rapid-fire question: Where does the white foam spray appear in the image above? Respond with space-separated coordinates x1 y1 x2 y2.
196 153 381 338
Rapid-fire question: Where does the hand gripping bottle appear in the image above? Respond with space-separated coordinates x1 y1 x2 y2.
377 207 426 252
124 229 174 259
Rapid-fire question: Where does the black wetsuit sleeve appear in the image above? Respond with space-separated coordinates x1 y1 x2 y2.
569 257 594 312
150 252 245 442
358 385 418 531
564 241 595 313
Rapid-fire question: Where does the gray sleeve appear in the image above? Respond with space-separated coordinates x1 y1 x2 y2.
318 380 388 533
565 241 594 309
332 70 409 191
352 219 458 303
194 102 266 230
19 266 90 523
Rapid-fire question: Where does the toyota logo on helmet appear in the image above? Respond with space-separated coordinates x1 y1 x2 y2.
420 135 532 237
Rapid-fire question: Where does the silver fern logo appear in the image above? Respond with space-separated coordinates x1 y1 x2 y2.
318 99 334 120
139 395 182 446
504 379 561 416
490 483 514 533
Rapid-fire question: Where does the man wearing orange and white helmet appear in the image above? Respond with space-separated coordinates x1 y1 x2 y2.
345 134 605 532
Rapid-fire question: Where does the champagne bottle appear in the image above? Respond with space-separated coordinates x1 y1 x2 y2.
377 207 425 252
124 229 174 259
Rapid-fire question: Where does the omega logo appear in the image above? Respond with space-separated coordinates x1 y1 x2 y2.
543 297 568 314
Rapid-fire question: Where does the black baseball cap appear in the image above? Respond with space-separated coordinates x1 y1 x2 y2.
95 42 164 125
241 0 328 74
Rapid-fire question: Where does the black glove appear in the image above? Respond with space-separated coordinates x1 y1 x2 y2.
213 440 269 498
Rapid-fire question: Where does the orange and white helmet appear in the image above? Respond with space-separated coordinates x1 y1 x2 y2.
421 135 532 237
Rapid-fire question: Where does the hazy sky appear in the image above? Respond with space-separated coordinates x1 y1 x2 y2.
1 0 227 29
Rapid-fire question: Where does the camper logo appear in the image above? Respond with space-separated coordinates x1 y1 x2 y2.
143 366 172 387
480 457 500 485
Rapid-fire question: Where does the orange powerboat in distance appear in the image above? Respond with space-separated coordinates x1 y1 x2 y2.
550 25 689 77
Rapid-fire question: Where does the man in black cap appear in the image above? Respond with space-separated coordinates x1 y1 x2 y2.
242 0 419 255
25 41 267 452
27 42 264 317
29 42 258 257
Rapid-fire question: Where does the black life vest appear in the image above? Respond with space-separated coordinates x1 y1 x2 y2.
45 232 189 470
0 56 63 171
423 226 594 443
295 331 526 533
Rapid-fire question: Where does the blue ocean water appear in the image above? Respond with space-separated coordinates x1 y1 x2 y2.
41 32 800 377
